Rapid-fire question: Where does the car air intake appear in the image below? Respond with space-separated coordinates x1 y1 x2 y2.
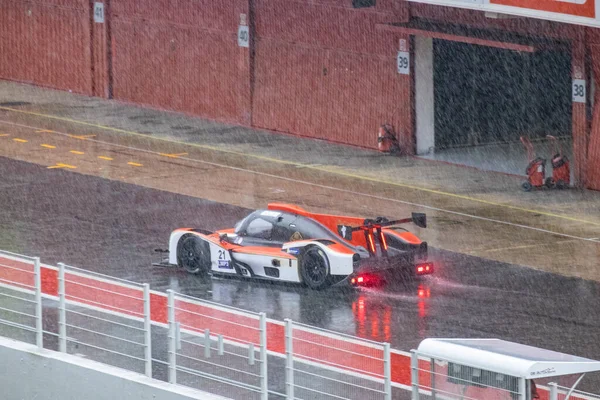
264 267 280 278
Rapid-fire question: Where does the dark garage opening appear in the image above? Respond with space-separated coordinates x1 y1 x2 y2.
433 39 572 149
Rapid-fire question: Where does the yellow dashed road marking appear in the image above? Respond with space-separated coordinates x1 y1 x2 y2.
68 134 96 140
47 163 76 169
13 138 27 143
0 106 598 227
36 129 54 133
69 150 85 155
98 156 113 161
0 133 9 137
127 162 143 167
41 144 56 149
160 152 188 158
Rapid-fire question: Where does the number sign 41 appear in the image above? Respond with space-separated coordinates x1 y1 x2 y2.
397 51 409 75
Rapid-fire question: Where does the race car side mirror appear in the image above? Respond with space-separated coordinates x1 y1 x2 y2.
412 212 427 228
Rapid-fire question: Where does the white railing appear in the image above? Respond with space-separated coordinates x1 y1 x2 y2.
286 319 391 400
0 251 42 348
0 249 394 400
57 262 152 376
168 290 269 400
550 383 600 400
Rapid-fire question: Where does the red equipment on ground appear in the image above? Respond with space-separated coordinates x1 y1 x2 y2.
546 135 570 189
377 123 401 154
519 135 570 191
520 136 547 191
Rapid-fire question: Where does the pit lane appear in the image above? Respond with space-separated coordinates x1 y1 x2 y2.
2 155 600 395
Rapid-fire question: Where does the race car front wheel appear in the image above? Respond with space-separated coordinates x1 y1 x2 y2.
177 234 211 275
300 245 331 290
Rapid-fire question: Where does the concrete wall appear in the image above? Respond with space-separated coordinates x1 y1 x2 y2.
0 336 229 400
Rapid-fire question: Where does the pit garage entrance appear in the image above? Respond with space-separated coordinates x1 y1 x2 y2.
410 23 574 175
433 40 572 149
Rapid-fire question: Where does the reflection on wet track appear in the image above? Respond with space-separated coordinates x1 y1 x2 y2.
2 156 600 392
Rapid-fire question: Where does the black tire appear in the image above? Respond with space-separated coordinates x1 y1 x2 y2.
300 245 331 290
545 177 555 189
176 234 211 275
556 180 568 189
521 181 532 192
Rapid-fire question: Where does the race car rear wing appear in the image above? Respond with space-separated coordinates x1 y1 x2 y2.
337 212 426 256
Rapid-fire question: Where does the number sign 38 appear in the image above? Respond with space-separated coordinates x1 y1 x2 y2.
572 79 586 103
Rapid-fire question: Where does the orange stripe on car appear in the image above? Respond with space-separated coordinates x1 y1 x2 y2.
232 246 295 259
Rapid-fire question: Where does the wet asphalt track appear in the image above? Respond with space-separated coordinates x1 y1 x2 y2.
2 156 600 392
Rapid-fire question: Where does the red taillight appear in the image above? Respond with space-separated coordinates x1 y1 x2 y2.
350 274 384 287
416 262 434 275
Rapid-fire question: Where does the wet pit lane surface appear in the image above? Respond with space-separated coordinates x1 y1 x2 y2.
2 156 600 391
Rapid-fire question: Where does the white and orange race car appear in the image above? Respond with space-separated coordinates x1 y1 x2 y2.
155 203 433 290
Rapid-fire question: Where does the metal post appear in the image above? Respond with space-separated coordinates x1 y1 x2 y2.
143 283 152 378
285 318 294 400
218 335 224 355
58 262 67 353
204 329 211 358
383 343 391 400
33 257 43 349
549 382 558 400
249 343 255 365
259 312 268 400
519 378 526 400
430 357 436 400
167 290 176 384
411 350 419 400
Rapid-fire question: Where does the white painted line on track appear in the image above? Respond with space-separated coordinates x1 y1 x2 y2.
0 119 597 245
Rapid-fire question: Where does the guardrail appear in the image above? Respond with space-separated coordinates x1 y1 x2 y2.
7 250 597 400
168 290 269 399
551 384 600 400
57 262 152 376
286 319 391 400
0 249 394 400
0 250 42 348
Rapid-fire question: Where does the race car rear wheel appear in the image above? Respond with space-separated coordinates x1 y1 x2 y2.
300 245 331 290
177 235 211 275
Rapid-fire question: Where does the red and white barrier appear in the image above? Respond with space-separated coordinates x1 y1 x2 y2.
1 252 591 400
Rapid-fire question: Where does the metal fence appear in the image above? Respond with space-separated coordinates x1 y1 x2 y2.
0 250 42 348
0 249 398 400
286 319 391 400
168 290 269 400
57 262 152 376
550 383 600 400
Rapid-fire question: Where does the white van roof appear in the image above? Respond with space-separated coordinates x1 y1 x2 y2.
417 338 600 379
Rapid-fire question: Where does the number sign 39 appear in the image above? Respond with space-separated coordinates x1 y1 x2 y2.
572 79 586 103
397 51 409 75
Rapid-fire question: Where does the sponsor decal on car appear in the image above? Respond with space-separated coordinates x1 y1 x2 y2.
261 210 281 218
218 260 233 269
287 247 300 255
